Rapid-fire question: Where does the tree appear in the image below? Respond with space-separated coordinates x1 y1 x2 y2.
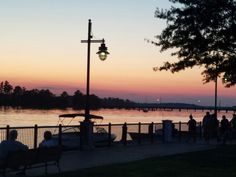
151 0 236 86
3 81 13 95
57 91 70 108
0 82 3 94
12 86 25 106
72 90 85 109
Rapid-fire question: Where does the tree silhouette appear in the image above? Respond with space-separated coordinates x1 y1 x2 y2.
12 86 25 106
0 81 135 109
3 81 13 95
151 0 236 86
72 90 85 109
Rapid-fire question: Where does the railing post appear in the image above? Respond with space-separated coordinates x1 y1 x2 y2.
162 122 164 143
149 122 154 144
122 122 127 146
199 121 202 140
59 124 62 146
138 122 141 145
6 125 10 140
178 121 182 142
108 123 112 147
34 124 38 149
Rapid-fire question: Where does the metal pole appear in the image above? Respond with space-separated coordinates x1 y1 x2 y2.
34 124 38 149
85 19 92 122
214 76 218 118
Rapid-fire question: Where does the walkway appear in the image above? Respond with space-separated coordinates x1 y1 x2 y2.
26 141 219 176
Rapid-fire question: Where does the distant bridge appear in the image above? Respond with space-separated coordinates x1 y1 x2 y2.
131 105 236 113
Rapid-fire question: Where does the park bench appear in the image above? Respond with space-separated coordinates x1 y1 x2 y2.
0 146 62 176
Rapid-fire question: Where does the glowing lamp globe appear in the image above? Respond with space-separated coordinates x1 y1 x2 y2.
97 43 109 61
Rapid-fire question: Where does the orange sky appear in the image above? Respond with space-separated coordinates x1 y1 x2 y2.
0 1 235 106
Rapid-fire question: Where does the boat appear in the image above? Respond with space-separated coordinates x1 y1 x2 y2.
128 130 163 142
51 113 117 150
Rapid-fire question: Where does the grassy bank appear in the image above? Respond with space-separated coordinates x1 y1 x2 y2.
38 145 236 177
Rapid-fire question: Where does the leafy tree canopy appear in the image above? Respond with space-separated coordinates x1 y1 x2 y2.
151 0 236 87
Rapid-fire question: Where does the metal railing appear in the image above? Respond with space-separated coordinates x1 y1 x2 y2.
0 121 207 149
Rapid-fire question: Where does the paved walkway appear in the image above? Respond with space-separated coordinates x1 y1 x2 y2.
25 141 219 176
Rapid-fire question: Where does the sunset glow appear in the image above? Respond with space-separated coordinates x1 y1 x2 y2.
0 0 235 106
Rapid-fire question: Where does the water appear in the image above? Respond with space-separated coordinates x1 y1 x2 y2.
0 107 234 127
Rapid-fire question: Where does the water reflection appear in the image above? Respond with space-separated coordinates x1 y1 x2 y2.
0 107 234 127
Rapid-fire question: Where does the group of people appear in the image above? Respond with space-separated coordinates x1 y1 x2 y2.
187 112 236 144
0 130 57 162
203 112 236 143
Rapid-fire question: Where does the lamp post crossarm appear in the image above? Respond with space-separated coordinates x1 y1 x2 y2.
81 39 104 43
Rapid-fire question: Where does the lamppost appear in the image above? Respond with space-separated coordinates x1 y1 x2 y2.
214 64 219 119
80 19 109 149
214 75 218 118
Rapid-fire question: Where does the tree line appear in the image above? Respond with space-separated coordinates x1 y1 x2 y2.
0 81 135 109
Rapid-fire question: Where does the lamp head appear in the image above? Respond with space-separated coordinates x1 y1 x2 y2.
97 40 109 61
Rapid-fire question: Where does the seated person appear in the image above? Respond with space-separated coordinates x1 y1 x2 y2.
0 130 28 160
39 131 57 148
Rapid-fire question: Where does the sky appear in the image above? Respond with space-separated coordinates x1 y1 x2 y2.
0 0 235 106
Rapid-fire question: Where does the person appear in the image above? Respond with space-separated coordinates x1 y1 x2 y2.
202 112 211 142
230 114 236 129
0 130 28 160
211 113 220 142
187 114 197 142
220 115 230 145
230 114 236 138
39 131 57 148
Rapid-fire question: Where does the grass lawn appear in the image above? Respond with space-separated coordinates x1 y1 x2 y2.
38 145 236 177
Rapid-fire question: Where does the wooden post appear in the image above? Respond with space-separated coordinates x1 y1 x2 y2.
138 122 141 145
34 124 38 149
122 123 127 146
6 125 10 140
108 123 111 147
59 124 62 146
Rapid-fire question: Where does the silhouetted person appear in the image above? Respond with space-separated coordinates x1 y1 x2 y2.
202 112 211 142
220 115 230 145
39 131 57 148
187 114 197 142
0 130 28 161
230 114 236 138
211 113 220 142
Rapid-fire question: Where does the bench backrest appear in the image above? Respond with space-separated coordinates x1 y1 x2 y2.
36 146 62 164
6 149 37 169
5 146 62 169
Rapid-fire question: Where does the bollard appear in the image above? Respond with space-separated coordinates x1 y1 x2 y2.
162 120 173 142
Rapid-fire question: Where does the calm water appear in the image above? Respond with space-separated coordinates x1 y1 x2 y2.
0 107 234 127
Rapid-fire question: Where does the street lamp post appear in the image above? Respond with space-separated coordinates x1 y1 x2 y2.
214 75 218 118
80 19 109 149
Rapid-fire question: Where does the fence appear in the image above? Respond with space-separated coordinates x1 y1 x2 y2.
0 121 206 149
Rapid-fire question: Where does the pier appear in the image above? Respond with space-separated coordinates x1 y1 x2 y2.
133 104 236 113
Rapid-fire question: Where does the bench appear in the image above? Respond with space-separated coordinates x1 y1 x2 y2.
0 146 62 176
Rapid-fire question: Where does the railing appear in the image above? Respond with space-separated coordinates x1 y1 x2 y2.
0 121 207 149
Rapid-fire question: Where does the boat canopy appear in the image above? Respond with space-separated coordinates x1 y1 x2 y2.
59 113 103 119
